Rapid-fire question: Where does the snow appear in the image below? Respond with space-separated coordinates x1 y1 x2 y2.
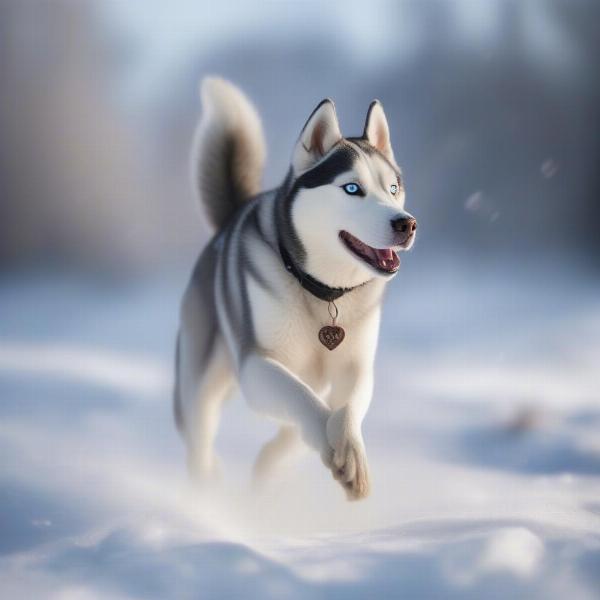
0 262 599 599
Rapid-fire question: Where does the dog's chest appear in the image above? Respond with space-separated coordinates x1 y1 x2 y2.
247 273 380 379
250 281 328 356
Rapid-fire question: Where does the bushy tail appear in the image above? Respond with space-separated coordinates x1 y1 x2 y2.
191 78 266 230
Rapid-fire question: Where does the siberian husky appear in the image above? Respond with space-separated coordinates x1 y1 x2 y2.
174 78 416 500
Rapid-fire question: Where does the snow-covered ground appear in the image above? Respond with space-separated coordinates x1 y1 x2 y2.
1 260 599 599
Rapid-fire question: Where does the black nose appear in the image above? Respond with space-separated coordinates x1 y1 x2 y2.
391 216 417 234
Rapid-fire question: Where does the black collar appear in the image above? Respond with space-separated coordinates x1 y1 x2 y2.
279 241 356 302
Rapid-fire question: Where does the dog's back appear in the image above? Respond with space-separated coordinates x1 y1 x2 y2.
173 79 270 435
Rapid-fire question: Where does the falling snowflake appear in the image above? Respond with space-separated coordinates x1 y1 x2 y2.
31 519 52 528
464 191 483 211
540 159 558 179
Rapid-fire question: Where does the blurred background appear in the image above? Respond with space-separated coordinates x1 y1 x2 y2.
1 0 599 274
1 2 600 598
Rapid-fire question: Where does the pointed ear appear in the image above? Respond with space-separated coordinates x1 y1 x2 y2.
292 99 342 173
363 100 394 162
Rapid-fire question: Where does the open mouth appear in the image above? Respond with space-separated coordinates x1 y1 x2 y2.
339 231 400 274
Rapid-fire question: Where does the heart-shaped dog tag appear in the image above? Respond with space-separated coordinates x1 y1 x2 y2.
318 325 345 351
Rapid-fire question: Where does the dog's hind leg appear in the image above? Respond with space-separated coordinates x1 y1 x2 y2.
178 330 235 483
177 245 236 484
252 425 302 486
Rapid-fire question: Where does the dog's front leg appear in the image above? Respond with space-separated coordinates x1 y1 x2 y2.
239 354 333 466
326 366 374 500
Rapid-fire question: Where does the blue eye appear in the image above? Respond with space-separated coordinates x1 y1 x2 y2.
390 183 398 195
342 183 362 195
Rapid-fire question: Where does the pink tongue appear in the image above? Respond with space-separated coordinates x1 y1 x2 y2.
375 248 395 269
376 248 394 260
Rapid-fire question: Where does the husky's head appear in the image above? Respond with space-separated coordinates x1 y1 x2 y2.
283 99 416 289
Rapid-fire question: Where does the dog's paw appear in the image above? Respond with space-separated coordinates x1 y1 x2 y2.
326 409 370 500
331 436 370 500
